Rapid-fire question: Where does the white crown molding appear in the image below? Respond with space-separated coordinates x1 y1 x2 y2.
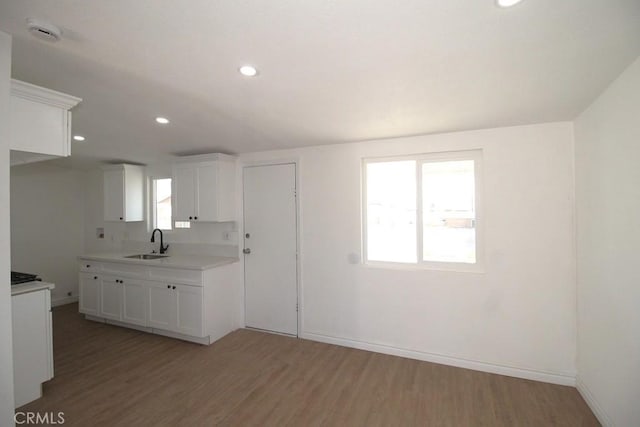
11 79 81 110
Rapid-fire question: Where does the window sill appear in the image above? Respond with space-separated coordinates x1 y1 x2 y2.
362 260 485 274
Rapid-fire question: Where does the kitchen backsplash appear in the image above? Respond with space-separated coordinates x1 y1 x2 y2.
122 240 239 258
85 218 239 258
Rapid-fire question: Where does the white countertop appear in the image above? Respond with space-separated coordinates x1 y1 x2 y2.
78 253 239 271
11 281 55 296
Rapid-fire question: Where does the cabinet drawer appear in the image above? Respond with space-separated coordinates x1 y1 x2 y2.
79 260 102 273
102 262 149 278
148 267 202 285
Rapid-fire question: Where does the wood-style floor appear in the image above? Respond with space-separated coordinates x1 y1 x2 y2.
20 303 599 426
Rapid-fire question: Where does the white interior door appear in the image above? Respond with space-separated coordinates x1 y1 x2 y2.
243 163 298 336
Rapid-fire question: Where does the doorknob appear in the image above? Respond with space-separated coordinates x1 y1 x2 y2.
243 248 251 254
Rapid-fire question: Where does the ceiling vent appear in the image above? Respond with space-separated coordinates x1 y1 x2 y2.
26 18 62 42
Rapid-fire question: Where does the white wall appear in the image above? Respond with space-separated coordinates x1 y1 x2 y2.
0 30 14 426
241 122 577 384
10 163 85 305
574 56 640 427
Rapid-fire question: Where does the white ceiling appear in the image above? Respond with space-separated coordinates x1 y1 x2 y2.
0 0 639 168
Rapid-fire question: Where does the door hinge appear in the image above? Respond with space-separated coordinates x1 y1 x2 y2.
296 303 298 312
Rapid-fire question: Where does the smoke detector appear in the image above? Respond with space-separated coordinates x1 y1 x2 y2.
26 18 62 42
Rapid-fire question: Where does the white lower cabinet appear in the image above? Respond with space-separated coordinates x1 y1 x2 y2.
175 285 204 337
79 261 228 344
100 276 123 321
148 282 204 337
12 286 54 407
148 282 174 330
122 279 148 327
79 272 100 316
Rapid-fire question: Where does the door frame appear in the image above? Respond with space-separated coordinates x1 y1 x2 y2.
240 158 302 337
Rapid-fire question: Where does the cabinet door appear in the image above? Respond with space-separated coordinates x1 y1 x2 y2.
175 285 204 337
195 163 218 221
148 282 174 330
122 279 148 327
104 169 125 221
173 165 196 221
100 276 123 321
79 272 100 316
44 289 53 380
11 289 50 407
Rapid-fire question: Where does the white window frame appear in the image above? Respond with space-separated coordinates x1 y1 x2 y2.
149 176 173 232
362 149 484 273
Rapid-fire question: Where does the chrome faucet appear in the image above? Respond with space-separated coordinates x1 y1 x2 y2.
150 229 169 254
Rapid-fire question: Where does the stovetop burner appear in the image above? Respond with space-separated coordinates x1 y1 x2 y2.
11 271 40 285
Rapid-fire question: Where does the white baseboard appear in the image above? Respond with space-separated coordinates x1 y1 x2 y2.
576 376 612 426
245 326 297 338
52 296 78 307
301 331 576 386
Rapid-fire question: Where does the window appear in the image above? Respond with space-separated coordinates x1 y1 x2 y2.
151 178 172 230
363 150 481 269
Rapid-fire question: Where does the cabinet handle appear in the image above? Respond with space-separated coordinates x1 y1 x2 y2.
167 285 170 289
194 216 198 220
119 217 123 220
172 286 176 290
93 276 97 280
86 264 90 268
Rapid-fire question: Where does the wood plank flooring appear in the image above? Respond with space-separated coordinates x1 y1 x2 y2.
20 303 599 426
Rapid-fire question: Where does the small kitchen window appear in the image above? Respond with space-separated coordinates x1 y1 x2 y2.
151 178 172 230
362 150 483 272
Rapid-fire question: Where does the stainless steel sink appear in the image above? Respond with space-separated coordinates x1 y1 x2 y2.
124 254 169 260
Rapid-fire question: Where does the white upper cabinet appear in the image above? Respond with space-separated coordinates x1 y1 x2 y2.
9 79 81 166
173 165 196 221
103 164 145 222
172 153 236 222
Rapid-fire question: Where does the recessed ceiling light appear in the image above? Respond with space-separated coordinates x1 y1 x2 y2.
73 135 85 141
239 65 258 77
155 117 170 124
496 0 523 7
